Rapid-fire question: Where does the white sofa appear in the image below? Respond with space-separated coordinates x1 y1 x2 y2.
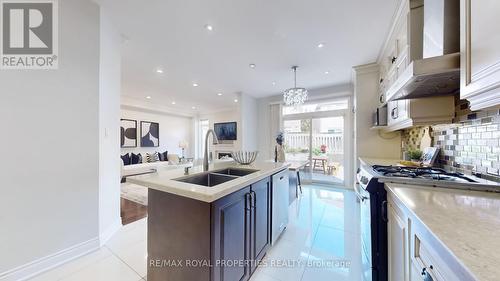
121 154 193 179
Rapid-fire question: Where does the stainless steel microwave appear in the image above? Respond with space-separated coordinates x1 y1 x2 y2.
373 107 387 126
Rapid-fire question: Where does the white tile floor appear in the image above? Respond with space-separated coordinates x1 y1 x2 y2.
29 185 362 281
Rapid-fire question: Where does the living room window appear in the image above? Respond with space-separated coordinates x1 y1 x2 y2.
199 119 209 156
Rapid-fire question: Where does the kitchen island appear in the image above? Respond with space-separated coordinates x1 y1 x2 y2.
128 161 290 281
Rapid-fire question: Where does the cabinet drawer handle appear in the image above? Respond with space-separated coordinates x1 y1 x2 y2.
391 107 398 119
279 176 284 180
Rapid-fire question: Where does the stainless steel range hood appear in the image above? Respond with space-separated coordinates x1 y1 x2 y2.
386 0 460 101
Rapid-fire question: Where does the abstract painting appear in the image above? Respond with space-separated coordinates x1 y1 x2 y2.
121 119 137 148
141 121 159 147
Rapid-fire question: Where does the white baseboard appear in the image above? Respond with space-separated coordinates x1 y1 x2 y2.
99 218 122 246
0 238 100 281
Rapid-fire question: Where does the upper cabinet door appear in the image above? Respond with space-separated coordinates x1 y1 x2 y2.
461 0 500 110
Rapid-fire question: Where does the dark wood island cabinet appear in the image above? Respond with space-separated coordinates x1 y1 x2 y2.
148 177 271 281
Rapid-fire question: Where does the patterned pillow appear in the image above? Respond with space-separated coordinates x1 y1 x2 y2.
146 152 160 163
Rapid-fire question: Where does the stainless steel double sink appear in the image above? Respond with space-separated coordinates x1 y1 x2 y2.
173 168 259 187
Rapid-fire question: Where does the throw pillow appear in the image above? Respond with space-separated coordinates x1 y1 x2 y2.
146 152 160 163
137 153 143 164
167 154 180 164
131 153 140 165
161 150 168 161
121 153 131 166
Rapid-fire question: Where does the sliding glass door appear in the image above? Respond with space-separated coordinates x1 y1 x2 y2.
310 116 345 185
282 98 349 187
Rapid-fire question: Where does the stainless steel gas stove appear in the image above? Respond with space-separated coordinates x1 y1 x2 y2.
355 163 499 281
370 164 499 192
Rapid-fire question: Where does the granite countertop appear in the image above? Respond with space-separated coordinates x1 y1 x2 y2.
385 183 500 281
128 161 290 202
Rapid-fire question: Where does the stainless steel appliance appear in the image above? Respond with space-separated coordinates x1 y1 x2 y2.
271 169 289 245
372 107 388 126
356 167 388 281
386 0 460 101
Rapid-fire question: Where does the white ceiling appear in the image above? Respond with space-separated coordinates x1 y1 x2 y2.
101 0 398 113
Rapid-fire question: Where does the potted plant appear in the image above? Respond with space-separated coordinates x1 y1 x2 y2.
408 149 423 162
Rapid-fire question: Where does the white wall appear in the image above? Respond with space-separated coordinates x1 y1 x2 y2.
121 108 194 158
197 108 241 159
0 0 101 277
239 93 258 151
352 63 401 166
98 8 122 245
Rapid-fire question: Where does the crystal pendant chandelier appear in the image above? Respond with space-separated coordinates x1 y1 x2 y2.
283 66 308 106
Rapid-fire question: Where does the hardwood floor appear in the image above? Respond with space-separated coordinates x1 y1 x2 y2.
121 198 148 225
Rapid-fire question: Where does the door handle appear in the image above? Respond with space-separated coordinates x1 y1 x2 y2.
245 193 251 211
250 191 256 209
381 200 388 223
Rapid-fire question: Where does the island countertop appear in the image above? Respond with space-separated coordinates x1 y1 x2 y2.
128 161 290 202
385 182 500 281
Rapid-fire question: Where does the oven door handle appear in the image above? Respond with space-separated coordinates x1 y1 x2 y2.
354 184 368 202
381 200 388 223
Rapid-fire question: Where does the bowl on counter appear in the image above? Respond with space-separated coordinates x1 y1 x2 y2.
231 151 258 165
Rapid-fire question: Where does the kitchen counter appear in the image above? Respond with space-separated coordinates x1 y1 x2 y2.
386 182 500 281
359 157 402 167
128 161 290 202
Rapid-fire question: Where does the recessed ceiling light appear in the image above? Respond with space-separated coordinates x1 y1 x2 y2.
204 24 213 31
156 68 164 74
146 96 152 99
234 99 238 103
171 101 176 105
272 82 276 86
192 106 196 109
249 63 256 68
192 83 199 87
317 43 325 48
217 93 223 96
324 71 329 75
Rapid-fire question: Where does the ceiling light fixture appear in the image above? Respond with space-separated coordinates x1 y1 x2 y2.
171 101 176 105
217 93 223 96
272 82 276 86
234 99 238 103
146 96 152 99
192 83 199 87
283 66 308 106
249 63 256 68
324 71 329 75
192 106 196 109
205 24 213 31
317 43 325 48
156 68 164 74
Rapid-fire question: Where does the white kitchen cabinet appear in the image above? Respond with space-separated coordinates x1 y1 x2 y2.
387 201 409 281
387 187 462 281
385 96 455 132
460 0 500 110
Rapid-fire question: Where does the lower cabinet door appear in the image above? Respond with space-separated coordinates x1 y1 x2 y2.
388 204 408 281
250 178 271 274
212 186 251 281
